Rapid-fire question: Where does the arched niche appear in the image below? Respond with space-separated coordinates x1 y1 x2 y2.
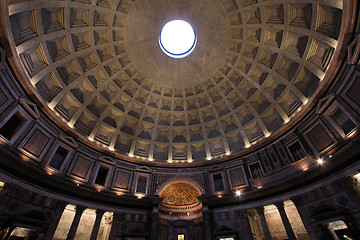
158 180 203 221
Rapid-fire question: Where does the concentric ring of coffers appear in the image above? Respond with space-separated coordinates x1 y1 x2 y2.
6 0 344 164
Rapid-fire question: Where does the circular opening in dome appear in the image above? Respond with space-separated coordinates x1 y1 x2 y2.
159 20 197 59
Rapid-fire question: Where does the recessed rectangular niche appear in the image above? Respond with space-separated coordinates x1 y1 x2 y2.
69 154 94 180
112 169 132 191
213 173 225 192
0 112 27 141
95 166 109 186
136 175 147 193
248 162 264 179
305 123 334 153
287 140 307 161
21 127 52 160
227 167 248 189
329 107 357 137
49 146 68 170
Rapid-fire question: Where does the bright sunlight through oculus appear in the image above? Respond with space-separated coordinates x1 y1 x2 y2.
159 20 197 59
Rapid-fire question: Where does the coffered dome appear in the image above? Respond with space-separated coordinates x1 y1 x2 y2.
6 0 345 165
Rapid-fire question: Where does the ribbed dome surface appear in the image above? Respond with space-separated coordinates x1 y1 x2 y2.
7 0 343 164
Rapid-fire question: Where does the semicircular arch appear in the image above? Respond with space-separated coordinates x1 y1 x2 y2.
158 178 204 197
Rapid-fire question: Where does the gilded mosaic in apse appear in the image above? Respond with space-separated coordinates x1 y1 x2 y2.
161 183 200 206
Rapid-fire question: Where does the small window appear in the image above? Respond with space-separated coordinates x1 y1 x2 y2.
278 147 286 158
288 141 307 161
95 166 109 186
49 146 68 170
0 112 26 141
213 173 224 192
331 108 357 136
249 162 263 179
136 175 147 193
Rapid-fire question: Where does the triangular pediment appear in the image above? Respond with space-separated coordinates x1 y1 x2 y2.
136 166 152 173
99 156 116 165
59 135 78 148
316 94 335 114
348 34 360 65
18 98 39 119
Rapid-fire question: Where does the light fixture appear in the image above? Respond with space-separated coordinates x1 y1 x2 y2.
159 20 197 59
317 158 323 164
235 190 241 196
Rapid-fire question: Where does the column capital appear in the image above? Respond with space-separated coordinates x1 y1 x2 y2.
255 206 265 215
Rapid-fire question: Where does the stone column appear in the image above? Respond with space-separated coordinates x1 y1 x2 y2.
90 209 105 240
43 200 67 240
197 195 212 239
150 209 159 240
168 220 174 240
275 201 296 240
238 209 253 240
290 195 319 240
150 196 162 240
66 205 86 240
202 206 212 239
255 206 271 240
188 220 194 240
109 212 120 240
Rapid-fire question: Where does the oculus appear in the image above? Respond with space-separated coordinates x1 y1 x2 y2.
159 20 197 58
